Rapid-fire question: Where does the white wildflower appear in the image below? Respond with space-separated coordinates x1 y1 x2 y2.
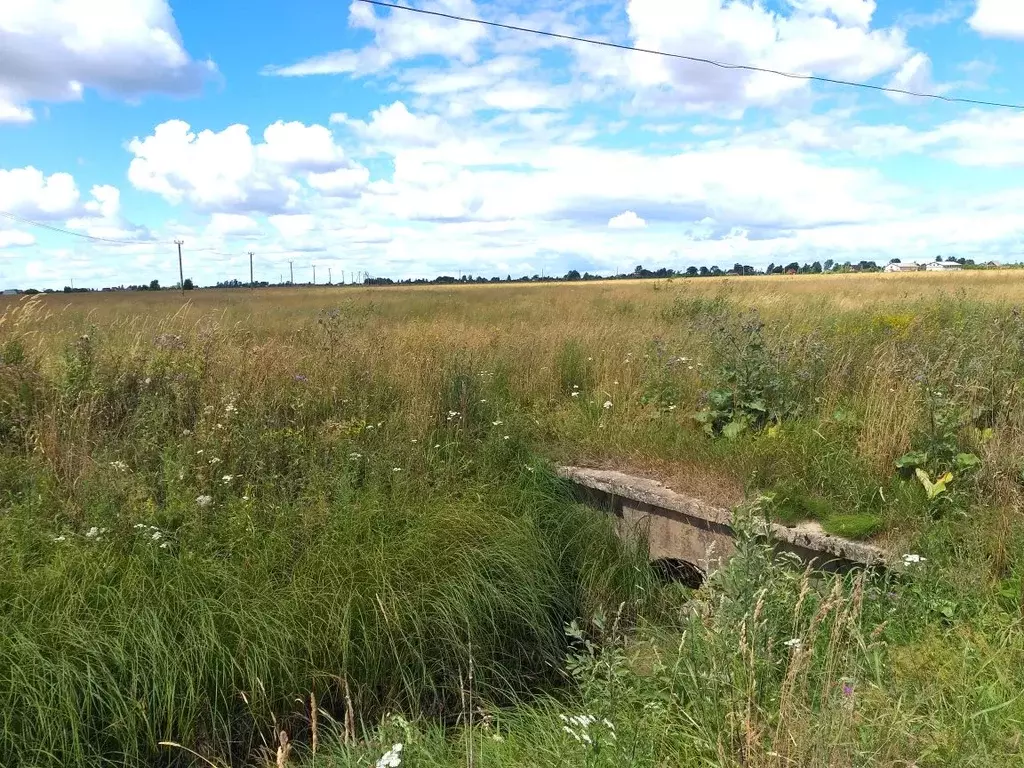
208 457 221 465
224 402 238 415
196 449 204 455
53 535 66 542
376 743 403 768
603 401 612 409
348 452 363 460
151 531 163 541
434 444 441 449
160 541 171 550
411 439 418 444
196 495 213 507
492 420 503 426
392 467 402 472
144 377 152 385
504 435 510 440
182 429 192 437
570 391 580 397
783 638 802 649
221 475 234 484
903 553 926 566
613 380 619 385
109 460 129 473
479 399 487 403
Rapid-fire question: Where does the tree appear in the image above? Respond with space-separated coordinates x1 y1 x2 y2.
811 261 822 274
149 279 161 291
183 278 194 291
564 269 581 281
685 266 699 277
699 266 710 277
766 263 776 275
889 258 901 264
824 259 834 272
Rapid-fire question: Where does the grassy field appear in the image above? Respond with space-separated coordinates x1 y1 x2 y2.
2 272 1024 766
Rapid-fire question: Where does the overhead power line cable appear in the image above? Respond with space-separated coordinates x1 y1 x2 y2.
353 0 1024 111
0 210 165 246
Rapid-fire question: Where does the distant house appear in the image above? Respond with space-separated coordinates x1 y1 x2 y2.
925 261 963 272
1 289 18 296
884 262 921 273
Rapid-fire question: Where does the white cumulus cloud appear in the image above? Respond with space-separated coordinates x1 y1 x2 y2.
969 0 1024 39
608 211 647 229
0 0 213 123
127 119 365 214
623 0 912 111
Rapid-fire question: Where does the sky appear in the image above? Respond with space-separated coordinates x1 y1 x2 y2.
0 0 1023 289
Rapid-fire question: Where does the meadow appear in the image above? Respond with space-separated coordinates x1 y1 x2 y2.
1 271 1023 766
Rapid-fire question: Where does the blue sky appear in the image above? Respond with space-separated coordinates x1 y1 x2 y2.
0 0 1023 288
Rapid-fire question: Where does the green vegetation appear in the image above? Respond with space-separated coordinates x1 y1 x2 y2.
0 271 1023 766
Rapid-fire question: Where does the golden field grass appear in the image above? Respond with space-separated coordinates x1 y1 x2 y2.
8 269 1021 524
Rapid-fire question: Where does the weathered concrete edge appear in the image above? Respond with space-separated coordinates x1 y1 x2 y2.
557 466 893 568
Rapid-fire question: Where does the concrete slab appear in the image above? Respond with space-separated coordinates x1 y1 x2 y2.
557 466 893 572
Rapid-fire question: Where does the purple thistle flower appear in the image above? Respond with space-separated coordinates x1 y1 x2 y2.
293 374 308 383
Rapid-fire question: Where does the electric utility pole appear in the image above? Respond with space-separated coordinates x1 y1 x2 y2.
249 251 254 288
175 240 184 295
312 264 316 285
289 261 294 285
328 268 332 285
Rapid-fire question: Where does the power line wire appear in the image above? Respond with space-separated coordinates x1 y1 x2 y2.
0 210 165 246
353 0 1024 111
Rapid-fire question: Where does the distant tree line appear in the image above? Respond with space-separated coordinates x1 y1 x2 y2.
1 255 1004 294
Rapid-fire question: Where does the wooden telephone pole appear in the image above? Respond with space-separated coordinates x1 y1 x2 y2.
174 240 184 295
249 252 254 288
